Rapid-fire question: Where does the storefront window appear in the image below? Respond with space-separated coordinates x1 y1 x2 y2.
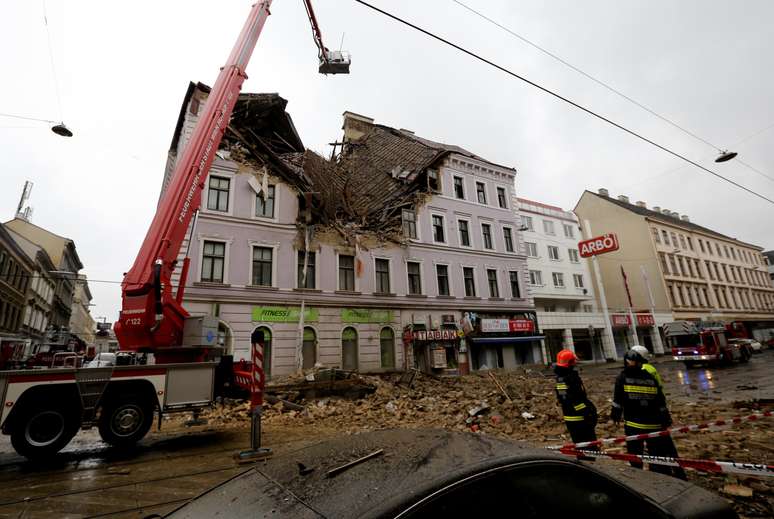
380 327 395 368
302 327 316 369
342 327 358 370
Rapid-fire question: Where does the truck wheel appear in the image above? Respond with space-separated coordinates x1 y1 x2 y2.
10 405 79 460
98 395 154 448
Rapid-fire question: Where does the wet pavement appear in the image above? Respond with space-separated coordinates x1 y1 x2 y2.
0 350 770 518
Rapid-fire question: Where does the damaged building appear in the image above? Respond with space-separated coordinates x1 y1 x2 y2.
161 83 540 377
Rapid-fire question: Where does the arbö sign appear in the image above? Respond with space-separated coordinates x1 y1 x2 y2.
578 233 619 258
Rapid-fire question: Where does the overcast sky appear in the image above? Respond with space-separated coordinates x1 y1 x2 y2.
2 0 772 323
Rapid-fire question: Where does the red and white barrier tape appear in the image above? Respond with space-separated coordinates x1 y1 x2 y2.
558 447 774 477
548 411 772 451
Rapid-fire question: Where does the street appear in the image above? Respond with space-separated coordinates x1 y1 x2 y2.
0 351 771 518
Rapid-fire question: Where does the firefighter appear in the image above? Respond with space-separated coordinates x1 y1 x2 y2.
630 345 663 389
611 349 687 479
554 349 598 449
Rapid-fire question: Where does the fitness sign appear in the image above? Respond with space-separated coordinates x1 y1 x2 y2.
578 233 620 258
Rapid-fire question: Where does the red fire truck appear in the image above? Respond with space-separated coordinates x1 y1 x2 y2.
0 0 349 460
665 321 752 367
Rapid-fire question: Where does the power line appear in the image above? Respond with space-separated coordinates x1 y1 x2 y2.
5 272 123 284
0 112 57 124
353 0 774 206
451 0 723 152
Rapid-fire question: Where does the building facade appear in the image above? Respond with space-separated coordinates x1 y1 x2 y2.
0 224 34 350
516 198 615 362
5 227 55 346
69 275 95 345
764 251 774 285
162 84 536 377
575 189 774 356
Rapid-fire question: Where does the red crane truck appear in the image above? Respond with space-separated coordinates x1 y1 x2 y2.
0 0 349 460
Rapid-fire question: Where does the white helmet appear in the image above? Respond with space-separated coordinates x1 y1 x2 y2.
630 345 650 361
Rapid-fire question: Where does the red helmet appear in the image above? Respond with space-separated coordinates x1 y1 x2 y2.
556 349 578 368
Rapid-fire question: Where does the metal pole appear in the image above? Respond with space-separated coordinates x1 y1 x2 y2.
641 265 665 354
237 329 271 461
583 220 618 361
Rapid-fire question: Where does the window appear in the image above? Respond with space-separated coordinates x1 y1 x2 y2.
476 182 487 204
731 248 737 260
522 216 534 231
544 304 556 312
428 169 440 191
402 209 417 239
543 220 555 235
724 245 730 258
573 273 584 288
482 224 493 249
297 251 316 289
699 239 705 253
497 187 507 208
432 215 445 243
453 176 465 199
338 255 355 291
568 249 580 263
407 262 422 295
375 258 391 293
380 327 395 369
487 269 499 298
662 230 670 245
548 246 560 261
503 227 514 252
553 272 565 288
525 242 538 257
670 232 678 247
716 243 722 256
458 220 471 247
687 237 694 251
563 224 575 239
509 271 521 298
201 241 225 283
463 267 476 297
255 185 275 218
679 235 687 250
583 304 594 313
652 228 661 243
341 327 358 370
436 265 450 296
529 270 543 286
251 247 272 286
207 176 230 212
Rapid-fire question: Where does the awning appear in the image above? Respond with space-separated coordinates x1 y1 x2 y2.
469 335 544 345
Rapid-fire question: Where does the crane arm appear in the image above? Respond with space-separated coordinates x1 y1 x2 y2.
115 1 274 354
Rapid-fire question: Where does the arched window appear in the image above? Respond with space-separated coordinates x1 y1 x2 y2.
302 327 317 369
254 326 272 377
380 327 395 369
342 327 358 370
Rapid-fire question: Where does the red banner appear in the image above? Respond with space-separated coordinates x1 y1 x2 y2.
611 314 631 327
509 319 535 332
636 314 655 327
578 233 619 258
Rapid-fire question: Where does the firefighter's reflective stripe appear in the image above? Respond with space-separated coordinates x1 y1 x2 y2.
623 384 658 395
625 420 661 430
573 403 587 411
556 383 568 390
564 415 585 422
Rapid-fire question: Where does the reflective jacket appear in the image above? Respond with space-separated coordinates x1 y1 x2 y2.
611 366 671 430
643 363 663 389
554 366 597 423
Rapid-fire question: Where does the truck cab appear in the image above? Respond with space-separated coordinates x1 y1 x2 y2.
665 320 751 367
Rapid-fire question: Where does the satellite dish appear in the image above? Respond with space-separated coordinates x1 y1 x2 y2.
51 123 73 137
714 150 737 163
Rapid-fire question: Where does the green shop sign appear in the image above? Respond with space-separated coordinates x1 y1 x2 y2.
341 308 393 323
252 306 318 323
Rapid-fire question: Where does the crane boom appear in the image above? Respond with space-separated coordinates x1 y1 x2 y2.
115 1 274 357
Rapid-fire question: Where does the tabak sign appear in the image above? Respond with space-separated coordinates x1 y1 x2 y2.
412 330 459 341
578 233 619 258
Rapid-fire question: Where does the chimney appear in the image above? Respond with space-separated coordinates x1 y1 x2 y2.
681 215 690 222
598 188 609 197
636 200 646 208
342 111 375 142
671 211 680 218
652 206 661 213
661 209 671 215
617 195 630 204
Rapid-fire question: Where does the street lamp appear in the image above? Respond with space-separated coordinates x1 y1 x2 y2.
0 113 73 138
715 150 738 163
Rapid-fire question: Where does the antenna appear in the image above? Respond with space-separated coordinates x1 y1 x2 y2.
15 181 34 221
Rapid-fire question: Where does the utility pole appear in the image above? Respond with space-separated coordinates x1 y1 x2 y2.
583 220 618 361
640 265 665 354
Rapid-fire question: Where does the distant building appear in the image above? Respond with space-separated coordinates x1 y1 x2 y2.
576 189 774 356
516 198 617 362
69 274 95 345
764 251 774 286
159 83 537 377
0 223 34 350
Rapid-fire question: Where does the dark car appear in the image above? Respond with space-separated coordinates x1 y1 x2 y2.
165 429 735 519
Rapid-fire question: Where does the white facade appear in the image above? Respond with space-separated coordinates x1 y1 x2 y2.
516 198 613 362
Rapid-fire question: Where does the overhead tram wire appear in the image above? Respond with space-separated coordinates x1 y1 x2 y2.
352 0 774 206
452 0 774 185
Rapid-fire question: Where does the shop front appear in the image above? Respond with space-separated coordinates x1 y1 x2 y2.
467 313 543 369
410 329 461 376
610 314 632 358
634 313 656 353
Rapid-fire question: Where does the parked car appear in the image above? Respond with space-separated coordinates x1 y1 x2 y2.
730 338 763 353
166 429 735 519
